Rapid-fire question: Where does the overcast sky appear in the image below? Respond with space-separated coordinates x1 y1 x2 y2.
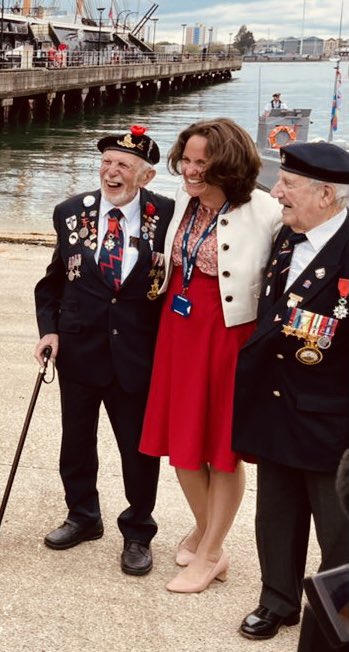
129 0 348 45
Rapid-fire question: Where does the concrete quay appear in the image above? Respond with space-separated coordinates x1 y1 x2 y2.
0 237 320 652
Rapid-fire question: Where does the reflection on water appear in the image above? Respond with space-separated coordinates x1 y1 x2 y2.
0 61 347 234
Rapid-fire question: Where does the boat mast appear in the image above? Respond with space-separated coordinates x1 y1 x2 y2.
299 0 306 56
328 0 344 142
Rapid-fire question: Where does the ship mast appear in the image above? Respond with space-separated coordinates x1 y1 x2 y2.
328 0 344 142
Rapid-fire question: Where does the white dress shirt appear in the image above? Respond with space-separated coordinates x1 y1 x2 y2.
264 100 288 112
285 208 347 290
95 191 141 283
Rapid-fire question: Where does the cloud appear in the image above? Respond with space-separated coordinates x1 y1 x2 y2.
151 0 347 44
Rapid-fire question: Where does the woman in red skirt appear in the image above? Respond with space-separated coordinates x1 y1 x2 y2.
139 118 282 592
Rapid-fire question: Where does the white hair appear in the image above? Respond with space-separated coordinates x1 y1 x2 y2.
309 178 349 208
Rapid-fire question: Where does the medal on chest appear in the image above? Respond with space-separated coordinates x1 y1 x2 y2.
282 307 338 365
333 278 349 319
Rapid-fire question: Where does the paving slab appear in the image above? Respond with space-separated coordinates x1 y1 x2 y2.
0 239 320 652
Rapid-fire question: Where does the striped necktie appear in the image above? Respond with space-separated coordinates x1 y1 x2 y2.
98 208 124 291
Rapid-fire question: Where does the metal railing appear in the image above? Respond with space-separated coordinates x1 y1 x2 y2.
0 48 239 71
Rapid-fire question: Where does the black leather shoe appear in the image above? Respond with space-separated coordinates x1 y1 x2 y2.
44 519 104 550
121 540 153 576
240 605 300 640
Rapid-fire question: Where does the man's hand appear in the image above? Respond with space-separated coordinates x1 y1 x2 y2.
34 334 59 365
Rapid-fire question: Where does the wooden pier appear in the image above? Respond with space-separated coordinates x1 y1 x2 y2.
0 54 242 124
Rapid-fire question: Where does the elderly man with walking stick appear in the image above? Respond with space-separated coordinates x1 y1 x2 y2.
34 126 174 575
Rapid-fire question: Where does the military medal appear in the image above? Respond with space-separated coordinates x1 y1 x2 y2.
142 202 159 251
78 213 97 249
295 344 323 365
287 292 303 308
282 307 338 365
333 278 349 319
147 252 165 300
147 278 161 300
317 335 331 349
79 226 89 238
104 236 115 251
67 254 82 281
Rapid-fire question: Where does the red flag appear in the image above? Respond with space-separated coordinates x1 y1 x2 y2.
108 4 113 20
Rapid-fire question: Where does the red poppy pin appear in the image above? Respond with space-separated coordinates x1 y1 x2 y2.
145 202 156 217
131 125 148 136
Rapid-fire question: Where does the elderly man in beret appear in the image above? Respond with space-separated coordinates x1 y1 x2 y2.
232 141 349 640
34 126 174 575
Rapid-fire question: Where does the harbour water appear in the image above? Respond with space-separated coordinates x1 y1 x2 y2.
0 60 348 235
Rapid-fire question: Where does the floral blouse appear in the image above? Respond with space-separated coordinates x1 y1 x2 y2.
171 199 219 277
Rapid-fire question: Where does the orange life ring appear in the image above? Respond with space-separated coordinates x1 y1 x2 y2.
268 125 296 149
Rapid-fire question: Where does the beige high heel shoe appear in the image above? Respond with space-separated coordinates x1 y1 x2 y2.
166 551 229 593
175 530 196 566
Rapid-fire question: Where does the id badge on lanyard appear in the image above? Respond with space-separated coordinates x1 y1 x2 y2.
171 199 230 318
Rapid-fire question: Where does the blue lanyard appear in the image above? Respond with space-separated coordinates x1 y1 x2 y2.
181 199 230 291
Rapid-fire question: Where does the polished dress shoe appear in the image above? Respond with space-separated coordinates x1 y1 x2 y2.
240 605 300 640
44 518 104 550
121 540 153 576
166 551 229 593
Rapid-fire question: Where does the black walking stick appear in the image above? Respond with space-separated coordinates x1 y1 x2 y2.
0 346 54 528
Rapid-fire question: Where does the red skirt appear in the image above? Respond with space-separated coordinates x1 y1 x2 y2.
139 266 255 472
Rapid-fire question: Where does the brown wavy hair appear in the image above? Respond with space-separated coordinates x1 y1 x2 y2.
168 118 261 207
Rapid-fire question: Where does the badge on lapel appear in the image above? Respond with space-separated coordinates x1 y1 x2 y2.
142 202 160 251
147 251 165 300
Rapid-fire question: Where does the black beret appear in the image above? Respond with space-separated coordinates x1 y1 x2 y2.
97 125 160 165
280 141 349 184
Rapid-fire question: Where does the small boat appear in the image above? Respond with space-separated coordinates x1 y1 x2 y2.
257 56 346 191
257 107 312 190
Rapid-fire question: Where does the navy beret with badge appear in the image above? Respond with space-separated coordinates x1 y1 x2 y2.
279 141 349 184
97 125 160 165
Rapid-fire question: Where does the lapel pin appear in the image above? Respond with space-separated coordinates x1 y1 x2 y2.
302 279 312 289
66 215 77 231
83 195 95 207
69 232 79 245
315 268 326 279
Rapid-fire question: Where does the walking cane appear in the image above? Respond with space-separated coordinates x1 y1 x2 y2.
0 346 53 528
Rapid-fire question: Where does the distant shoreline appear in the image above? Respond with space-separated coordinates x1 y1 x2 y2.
243 56 349 63
0 233 55 246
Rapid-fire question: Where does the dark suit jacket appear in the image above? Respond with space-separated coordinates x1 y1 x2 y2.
233 214 349 472
35 188 174 394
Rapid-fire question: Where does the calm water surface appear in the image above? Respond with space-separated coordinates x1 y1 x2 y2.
0 61 348 234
